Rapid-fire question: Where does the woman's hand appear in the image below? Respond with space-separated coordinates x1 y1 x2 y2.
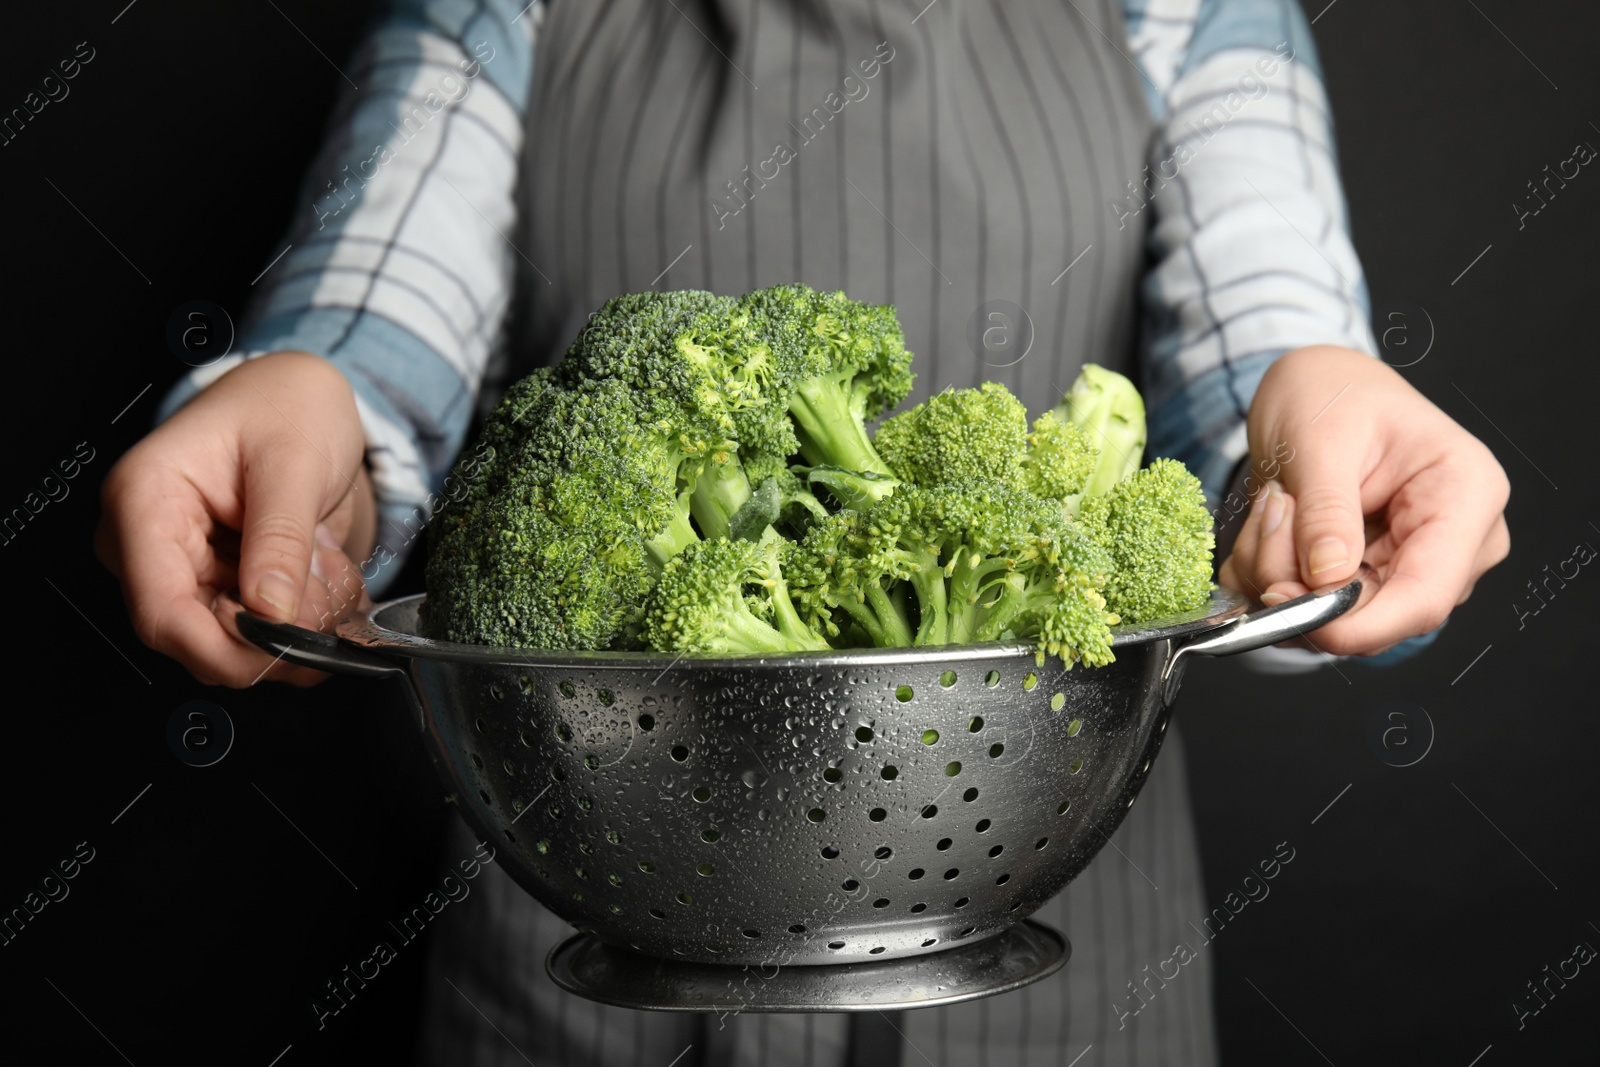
1218 345 1511 655
96 351 377 686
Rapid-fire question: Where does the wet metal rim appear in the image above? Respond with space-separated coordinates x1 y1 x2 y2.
337 587 1251 668
545 920 1070 1013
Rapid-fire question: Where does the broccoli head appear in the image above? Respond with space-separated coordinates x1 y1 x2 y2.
644 533 830 655
1076 457 1216 624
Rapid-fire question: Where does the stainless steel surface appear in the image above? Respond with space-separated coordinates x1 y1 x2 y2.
546 919 1068 1012
237 582 1356 971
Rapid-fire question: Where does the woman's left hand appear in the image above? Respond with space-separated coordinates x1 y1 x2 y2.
1217 345 1511 656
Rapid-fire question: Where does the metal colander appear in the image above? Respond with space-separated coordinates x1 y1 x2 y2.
240 582 1355 975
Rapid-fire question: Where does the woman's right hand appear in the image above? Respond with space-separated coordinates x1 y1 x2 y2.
96 351 378 687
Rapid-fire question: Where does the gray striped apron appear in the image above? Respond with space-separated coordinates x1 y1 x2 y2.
422 1 1220 1063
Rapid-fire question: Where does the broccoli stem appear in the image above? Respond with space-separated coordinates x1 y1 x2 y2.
972 573 1049 642
763 557 832 652
645 490 700 569
906 557 949 646
946 554 1015 644
832 583 913 648
691 457 755 541
719 608 813 654
789 378 895 477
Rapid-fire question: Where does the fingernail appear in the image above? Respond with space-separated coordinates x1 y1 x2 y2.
1260 592 1290 607
1308 536 1349 576
314 523 342 551
309 546 327 582
1260 485 1286 538
256 571 298 618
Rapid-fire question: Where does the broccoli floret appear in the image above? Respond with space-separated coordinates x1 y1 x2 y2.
1051 363 1146 497
644 534 830 655
875 382 1030 487
421 375 677 649
1076 458 1216 624
790 480 1118 667
740 283 914 478
874 382 1100 509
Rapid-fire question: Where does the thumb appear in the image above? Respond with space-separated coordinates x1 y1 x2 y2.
238 436 337 624
1278 446 1366 589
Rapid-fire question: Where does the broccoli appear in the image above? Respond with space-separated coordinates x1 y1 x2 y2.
644 534 830 655
1076 458 1216 624
423 283 1212 665
1053 363 1146 498
790 480 1120 667
874 381 1100 509
740 283 914 480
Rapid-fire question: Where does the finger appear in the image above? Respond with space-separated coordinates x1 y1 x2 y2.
1217 482 1270 594
1277 439 1367 591
236 432 345 625
1254 487 1311 606
1307 513 1495 655
212 591 331 687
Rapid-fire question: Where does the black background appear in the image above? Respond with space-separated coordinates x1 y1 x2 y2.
0 1 1594 1063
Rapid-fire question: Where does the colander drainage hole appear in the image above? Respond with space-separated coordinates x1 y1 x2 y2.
944 762 962 777
701 829 720 843
742 929 762 939
881 765 899 780
650 908 666 919
1057 800 1071 815
874 846 893 860
936 838 953 851
475 717 488 733
502 759 517 774
870 946 887 955
478 789 492 805
910 903 927 913
958 926 977 938
996 873 1010 885
968 716 983 732
908 868 925 880
551 767 566 782
855 726 874 743
693 786 711 802
828 941 846 950
1009 900 1024 912
842 879 860 891
807 809 827 823
823 767 842 783
789 924 807 934
941 670 958 687
638 713 655 731
873 898 890 909
989 743 1004 759
954 897 970 908
671 745 689 761
470 754 483 770
921 729 940 745
1022 673 1038 690
963 788 979 802
559 681 575 698
921 805 938 819
1068 758 1083 775
1050 692 1066 711
584 755 600 770
638 860 655 873
504 829 515 842
821 846 840 859
989 845 1004 858
676 892 693 905
869 808 887 822
984 670 1000 687
944 868 960 880
896 685 914 702
1035 837 1050 850
1067 719 1083 737
975 819 992 833
922 938 939 947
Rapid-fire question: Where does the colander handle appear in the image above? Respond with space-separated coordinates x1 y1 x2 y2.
235 611 406 678
1178 577 1362 660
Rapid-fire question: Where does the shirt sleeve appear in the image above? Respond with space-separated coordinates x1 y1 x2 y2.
1120 0 1378 504
156 0 537 596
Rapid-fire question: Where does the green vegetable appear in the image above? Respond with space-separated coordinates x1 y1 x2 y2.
1076 458 1216 624
422 285 1214 666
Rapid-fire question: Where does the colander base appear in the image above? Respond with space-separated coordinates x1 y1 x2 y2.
546 919 1068 1012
